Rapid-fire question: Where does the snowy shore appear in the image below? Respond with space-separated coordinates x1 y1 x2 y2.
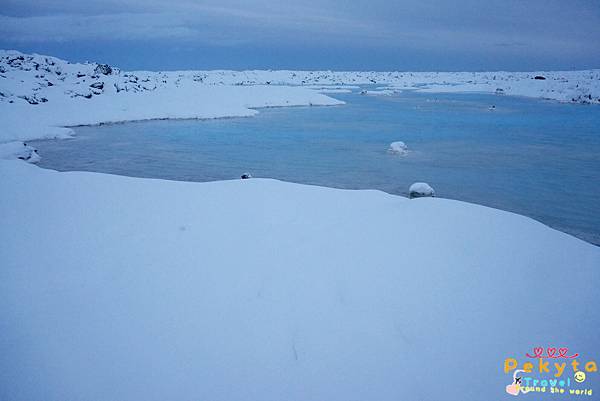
1 49 599 151
1 51 600 400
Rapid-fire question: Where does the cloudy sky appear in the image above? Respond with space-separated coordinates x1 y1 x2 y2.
1 0 599 71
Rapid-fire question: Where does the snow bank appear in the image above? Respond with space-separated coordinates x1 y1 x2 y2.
0 50 343 146
360 89 398 96
1 160 599 401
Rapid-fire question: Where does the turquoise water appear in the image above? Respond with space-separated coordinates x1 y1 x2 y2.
31 90 600 245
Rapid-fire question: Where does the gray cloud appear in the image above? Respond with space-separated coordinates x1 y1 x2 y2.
1 0 599 70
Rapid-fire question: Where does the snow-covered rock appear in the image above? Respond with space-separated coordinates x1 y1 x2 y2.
388 141 408 154
94 63 113 76
409 182 435 198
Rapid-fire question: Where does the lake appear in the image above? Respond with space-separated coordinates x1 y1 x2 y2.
30 89 600 245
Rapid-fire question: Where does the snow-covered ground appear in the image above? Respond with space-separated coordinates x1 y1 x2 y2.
1 50 599 400
2 161 599 401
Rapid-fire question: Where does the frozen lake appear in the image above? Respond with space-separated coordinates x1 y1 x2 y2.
31 89 600 245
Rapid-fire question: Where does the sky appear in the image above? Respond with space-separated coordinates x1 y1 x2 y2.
1 0 600 71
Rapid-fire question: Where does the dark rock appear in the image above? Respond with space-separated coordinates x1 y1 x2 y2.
90 82 104 90
241 173 252 179
94 63 113 75
534 75 546 80
18 95 39 105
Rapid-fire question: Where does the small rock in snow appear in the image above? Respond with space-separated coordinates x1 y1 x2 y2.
241 173 252 179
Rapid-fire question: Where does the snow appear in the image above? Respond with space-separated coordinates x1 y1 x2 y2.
361 89 399 96
1 50 599 149
0 51 344 146
388 141 408 154
315 88 353 94
0 141 40 163
1 160 599 401
409 182 435 198
1 50 600 400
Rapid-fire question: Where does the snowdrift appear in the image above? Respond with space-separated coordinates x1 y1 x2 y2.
1 161 598 401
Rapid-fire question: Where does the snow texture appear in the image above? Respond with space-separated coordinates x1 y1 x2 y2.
1 161 599 401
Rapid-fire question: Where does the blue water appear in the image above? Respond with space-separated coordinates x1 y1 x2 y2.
30 90 600 245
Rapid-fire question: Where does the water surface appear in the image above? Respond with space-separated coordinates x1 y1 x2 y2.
31 90 600 245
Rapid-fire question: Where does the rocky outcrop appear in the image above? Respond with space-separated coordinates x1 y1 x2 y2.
94 63 113 75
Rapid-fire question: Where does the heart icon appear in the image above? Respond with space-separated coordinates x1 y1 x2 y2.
526 347 544 358
547 348 557 358
506 383 520 396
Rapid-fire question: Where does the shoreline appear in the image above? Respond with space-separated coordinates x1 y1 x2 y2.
2 50 600 401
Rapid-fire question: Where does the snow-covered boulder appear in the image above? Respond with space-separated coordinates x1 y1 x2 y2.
388 141 408 154
409 182 435 198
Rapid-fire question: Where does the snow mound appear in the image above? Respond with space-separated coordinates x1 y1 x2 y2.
409 182 435 198
0 141 40 163
388 141 408 154
360 89 398 96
